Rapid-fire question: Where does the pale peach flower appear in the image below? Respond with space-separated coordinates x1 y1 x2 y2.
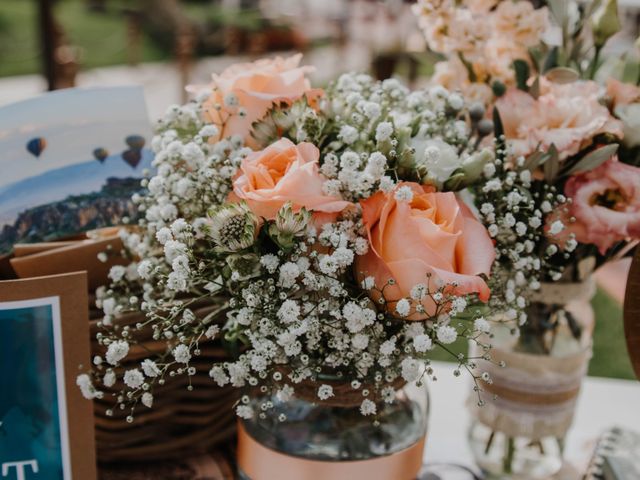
493 1 549 47
463 0 498 14
496 81 623 159
355 182 494 318
198 54 315 147
231 138 350 221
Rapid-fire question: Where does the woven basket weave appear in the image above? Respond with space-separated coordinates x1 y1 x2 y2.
90 298 239 463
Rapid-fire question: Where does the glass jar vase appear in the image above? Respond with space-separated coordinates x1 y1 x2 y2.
468 279 595 479
237 380 429 480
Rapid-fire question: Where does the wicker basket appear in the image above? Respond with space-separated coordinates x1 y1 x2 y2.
90 300 239 463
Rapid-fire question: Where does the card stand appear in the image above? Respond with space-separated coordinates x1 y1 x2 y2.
5 232 239 465
90 300 239 464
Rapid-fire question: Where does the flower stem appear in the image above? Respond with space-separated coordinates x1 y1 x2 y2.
503 436 515 474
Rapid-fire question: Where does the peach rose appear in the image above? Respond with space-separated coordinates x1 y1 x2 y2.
557 157 640 254
231 138 350 220
496 81 623 159
355 182 495 318
199 54 316 147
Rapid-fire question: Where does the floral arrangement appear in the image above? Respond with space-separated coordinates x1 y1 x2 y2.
75 54 545 420
415 0 640 352
413 0 550 104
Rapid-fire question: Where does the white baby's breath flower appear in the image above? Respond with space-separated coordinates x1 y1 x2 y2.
317 384 335 400
76 374 100 400
474 317 491 333
394 186 414 202
123 369 145 389
401 358 421 382
173 344 191 364
205 325 220 339
141 392 154 408
106 340 129 365
108 265 126 282
141 359 161 378
375 122 393 142
437 325 457 344
360 399 377 416
549 220 565 236
395 298 411 317
413 334 433 353
236 405 254 419
102 370 116 387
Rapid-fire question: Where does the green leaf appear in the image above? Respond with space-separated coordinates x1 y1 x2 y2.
543 47 560 73
443 172 466 191
492 107 506 159
543 144 560 183
491 80 507 97
547 0 569 27
513 59 530 91
545 67 580 84
565 144 618 176
523 150 548 172
530 76 541 99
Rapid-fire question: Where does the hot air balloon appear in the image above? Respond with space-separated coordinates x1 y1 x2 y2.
122 149 142 169
26 137 47 158
93 147 109 163
125 135 145 150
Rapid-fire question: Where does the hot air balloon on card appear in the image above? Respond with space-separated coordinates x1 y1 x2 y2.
26 137 47 158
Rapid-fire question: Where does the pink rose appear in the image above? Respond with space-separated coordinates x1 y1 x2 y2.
231 138 350 220
558 157 640 254
496 80 623 159
355 182 495 318
198 54 316 147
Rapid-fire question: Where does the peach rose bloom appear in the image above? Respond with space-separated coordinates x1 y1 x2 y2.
496 81 623 159
556 157 640 254
607 78 640 108
231 138 350 220
200 54 315 147
355 182 495 318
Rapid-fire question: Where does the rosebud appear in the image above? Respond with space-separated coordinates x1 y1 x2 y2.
591 0 621 48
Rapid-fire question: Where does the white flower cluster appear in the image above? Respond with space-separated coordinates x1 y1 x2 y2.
473 147 571 326
316 73 488 200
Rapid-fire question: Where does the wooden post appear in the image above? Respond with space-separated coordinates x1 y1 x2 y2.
175 28 195 103
624 248 640 380
37 0 57 91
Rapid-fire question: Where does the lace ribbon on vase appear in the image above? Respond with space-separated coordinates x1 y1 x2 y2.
468 277 595 439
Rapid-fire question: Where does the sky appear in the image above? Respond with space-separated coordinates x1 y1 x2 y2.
0 86 152 189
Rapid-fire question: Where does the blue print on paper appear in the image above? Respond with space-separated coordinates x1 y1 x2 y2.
0 303 66 480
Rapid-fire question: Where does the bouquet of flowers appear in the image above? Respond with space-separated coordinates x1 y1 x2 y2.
75 55 566 479
415 1 640 476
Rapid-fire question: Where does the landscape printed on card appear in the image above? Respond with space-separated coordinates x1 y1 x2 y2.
0 86 154 255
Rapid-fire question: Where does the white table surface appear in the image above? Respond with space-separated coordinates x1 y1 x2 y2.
423 361 640 479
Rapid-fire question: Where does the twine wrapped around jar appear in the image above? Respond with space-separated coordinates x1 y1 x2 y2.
468 277 595 440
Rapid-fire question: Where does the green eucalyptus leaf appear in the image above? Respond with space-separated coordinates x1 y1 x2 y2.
523 150 548 172
545 67 580 84
543 46 560 73
543 144 560 183
530 76 541 99
513 59 530 91
565 144 618 176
